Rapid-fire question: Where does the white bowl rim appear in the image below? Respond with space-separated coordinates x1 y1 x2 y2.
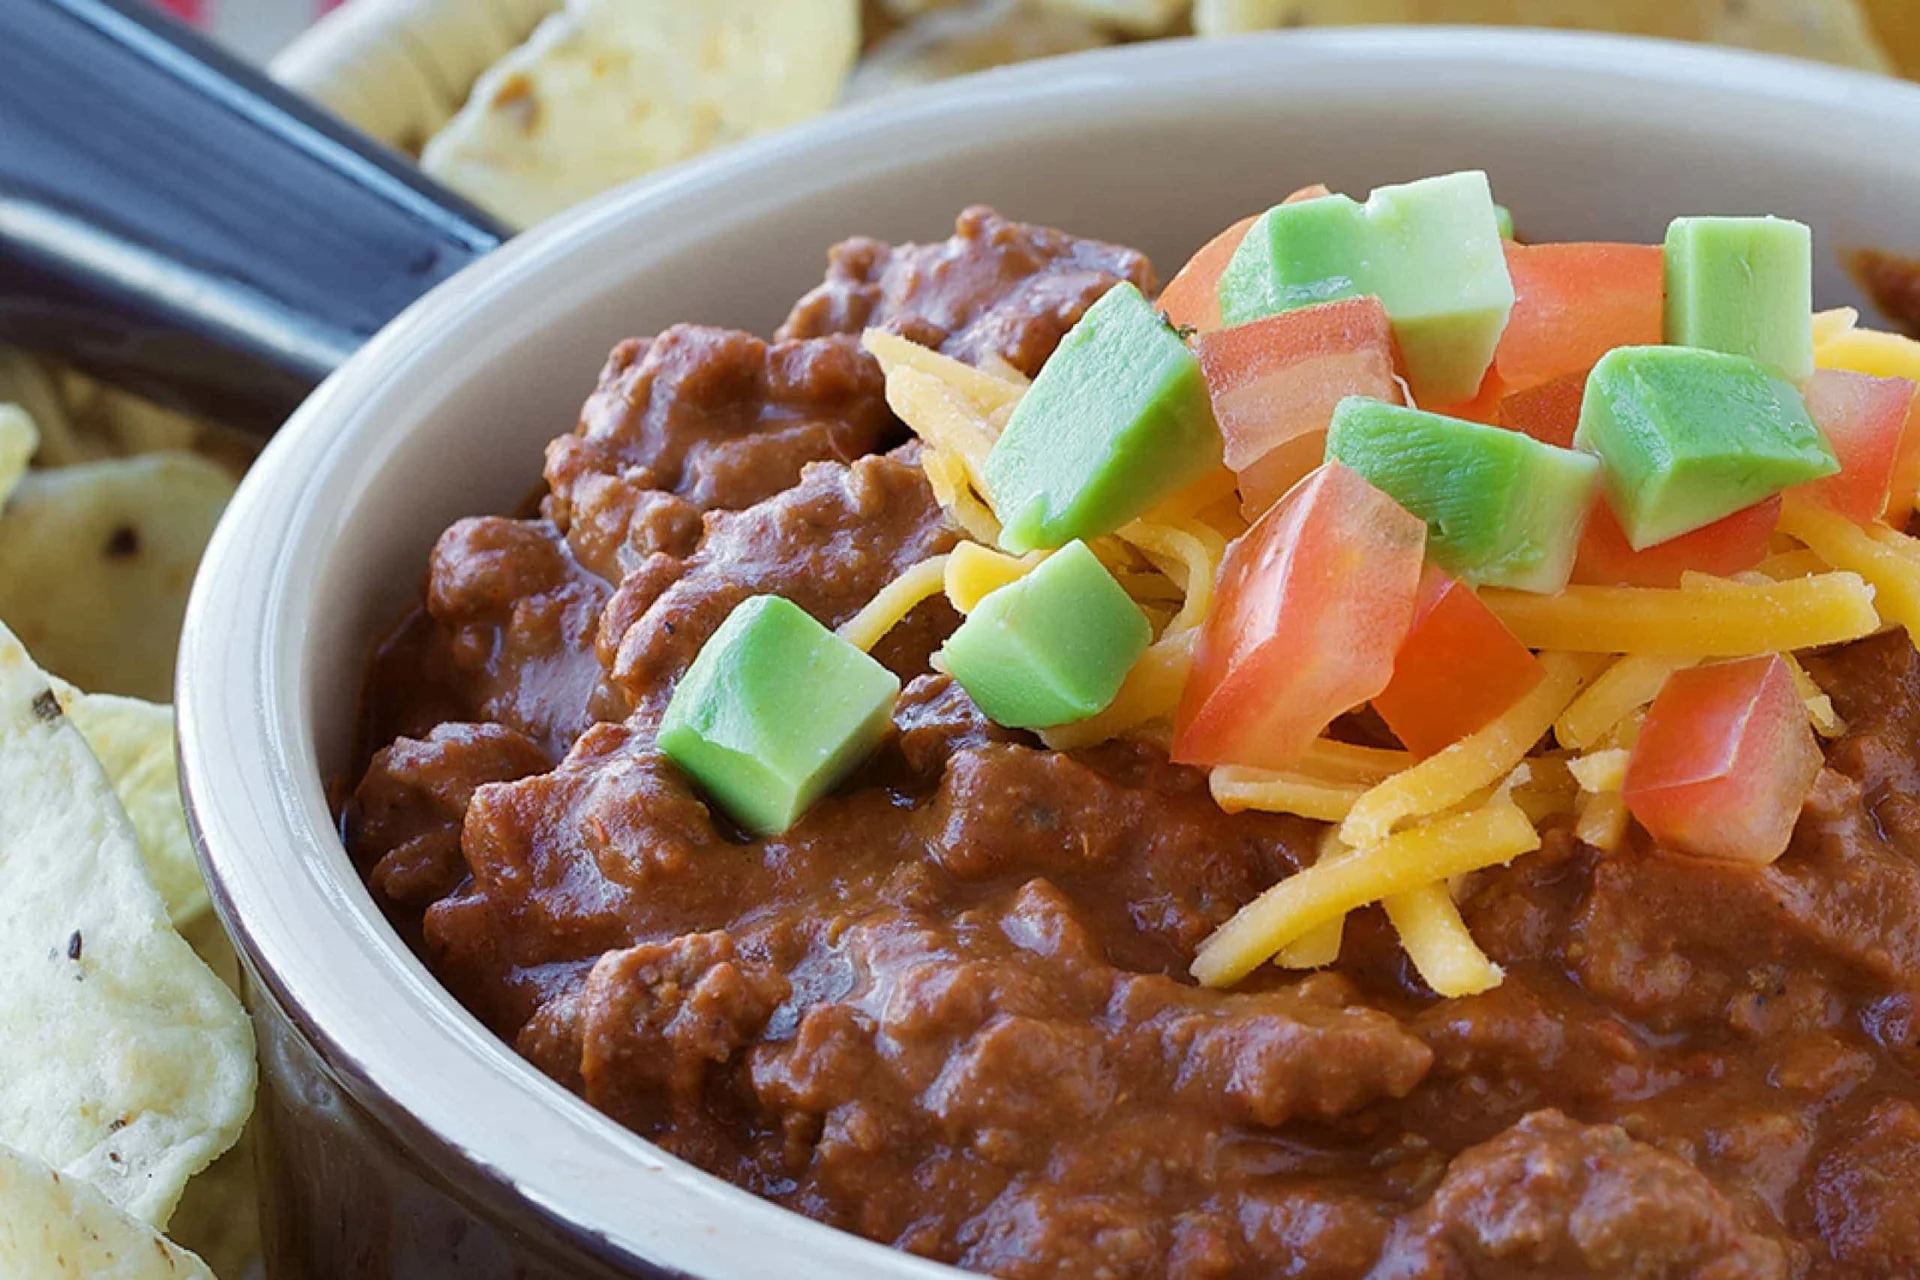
177 26 1920 1277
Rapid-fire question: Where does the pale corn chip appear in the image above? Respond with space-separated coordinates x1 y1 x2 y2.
422 0 861 228
0 404 35 507
52 686 208 929
1038 0 1191 34
0 1144 213 1280
846 0 1116 102
0 622 254 1225
1193 0 1892 71
0 350 87 465
0 452 235 702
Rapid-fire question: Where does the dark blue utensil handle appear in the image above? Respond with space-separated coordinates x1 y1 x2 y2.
0 0 509 433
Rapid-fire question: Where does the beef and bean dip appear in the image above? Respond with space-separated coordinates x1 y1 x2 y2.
347 207 1920 1278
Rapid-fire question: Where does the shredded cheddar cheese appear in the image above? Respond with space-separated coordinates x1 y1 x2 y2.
1483 575 1880 656
838 555 950 653
1555 654 1696 750
944 542 1035 614
1193 795 1540 988
1575 791 1632 853
1211 768 1368 822
1039 629 1196 751
864 328 1027 419
1274 830 1353 970
1383 884 1504 998
1568 748 1629 794
1116 519 1225 635
1777 503 1920 644
1339 652 1602 849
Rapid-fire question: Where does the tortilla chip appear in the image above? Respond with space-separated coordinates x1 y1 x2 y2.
0 1144 214 1280
50 686 208 930
164 1125 260 1280
1038 0 1191 34
0 452 235 702
422 0 861 227
847 0 1116 102
1193 0 1893 71
0 350 85 466
0 623 254 1225
0 404 35 508
1860 0 1920 76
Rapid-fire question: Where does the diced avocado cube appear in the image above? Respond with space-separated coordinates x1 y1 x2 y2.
1493 203 1516 241
939 540 1152 729
1576 346 1836 549
1364 172 1516 405
1218 195 1372 328
658 595 899 836
1325 396 1601 593
985 283 1222 555
1665 216 1814 382
1216 171 1514 405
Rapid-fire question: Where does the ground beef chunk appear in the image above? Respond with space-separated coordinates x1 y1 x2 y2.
348 722 548 907
597 452 959 716
421 517 612 759
1850 249 1920 339
544 326 900 582
778 206 1155 377
1804 1098 1920 1277
1375 1111 1791 1279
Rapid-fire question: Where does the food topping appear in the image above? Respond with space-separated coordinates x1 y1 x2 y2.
657 595 900 836
1219 171 1513 403
1326 396 1601 592
1576 344 1837 548
1664 214 1815 380
1371 565 1547 757
984 281 1222 553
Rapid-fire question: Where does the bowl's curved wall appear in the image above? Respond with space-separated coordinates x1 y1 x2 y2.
179 29 1920 1278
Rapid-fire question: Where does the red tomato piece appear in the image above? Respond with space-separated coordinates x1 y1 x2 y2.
1496 370 1585 449
1623 655 1822 865
1494 242 1664 392
1794 368 1920 524
1371 566 1546 757
1572 497 1780 588
1196 296 1407 519
1157 216 1256 333
1172 462 1426 771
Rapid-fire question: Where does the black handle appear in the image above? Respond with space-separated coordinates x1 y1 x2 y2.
0 0 509 433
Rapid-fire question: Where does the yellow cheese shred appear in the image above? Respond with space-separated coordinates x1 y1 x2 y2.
884 366 998 489
1784 652 1846 738
1211 768 1368 822
837 555 949 653
1554 654 1696 750
1339 652 1602 849
1116 519 1225 636
1382 883 1504 998
944 541 1036 614
864 328 1027 419
1568 748 1630 794
1193 795 1540 988
1482 574 1880 656
1576 791 1632 853
1039 629 1197 751
1777 503 1920 645
922 448 1002 545
1274 830 1353 969
1753 548 1830 581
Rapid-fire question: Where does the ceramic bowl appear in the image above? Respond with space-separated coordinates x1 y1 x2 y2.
178 29 1920 1278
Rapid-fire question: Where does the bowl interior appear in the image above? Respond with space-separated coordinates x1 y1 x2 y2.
182 28 1920 1277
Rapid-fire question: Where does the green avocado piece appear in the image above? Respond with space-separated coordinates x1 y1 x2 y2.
1575 345 1835 549
985 282 1222 555
939 540 1152 729
658 595 900 836
1325 396 1601 593
1665 216 1814 382
1218 195 1373 327
1216 171 1514 404
1493 203 1516 241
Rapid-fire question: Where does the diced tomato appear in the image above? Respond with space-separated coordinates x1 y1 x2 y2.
1433 367 1510 425
1371 566 1546 757
1623 655 1822 865
1794 368 1920 524
1196 297 1407 519
1172 462 1426 771
1572 498 1780 588
1496 370 1585 449
1157 216 1256 333
1494 242 1664 392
